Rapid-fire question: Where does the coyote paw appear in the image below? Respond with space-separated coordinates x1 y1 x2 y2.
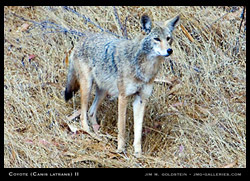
92 124 100 133
133 151 142 158
116 148 126 154
82 127 91 134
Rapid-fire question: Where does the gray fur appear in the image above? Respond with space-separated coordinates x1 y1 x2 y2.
64 14 180 157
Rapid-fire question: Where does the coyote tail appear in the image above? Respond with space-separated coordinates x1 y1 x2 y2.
64 62 79 102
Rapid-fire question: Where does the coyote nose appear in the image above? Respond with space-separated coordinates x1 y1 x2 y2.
167 48 173 55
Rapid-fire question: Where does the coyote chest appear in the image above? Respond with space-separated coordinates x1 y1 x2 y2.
124 79 143 96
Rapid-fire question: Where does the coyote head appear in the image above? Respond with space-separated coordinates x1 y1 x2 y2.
141 14 180 57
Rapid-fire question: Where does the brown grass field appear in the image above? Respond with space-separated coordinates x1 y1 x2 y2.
4 6 246 168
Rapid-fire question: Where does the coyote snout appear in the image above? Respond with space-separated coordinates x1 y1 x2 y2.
65 14 180 157
156 48 173 57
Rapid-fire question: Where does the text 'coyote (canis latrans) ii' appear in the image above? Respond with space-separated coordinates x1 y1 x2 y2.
65 14 180 157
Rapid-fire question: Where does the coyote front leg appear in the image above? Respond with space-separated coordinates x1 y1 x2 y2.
133 95 146 157
117 94 128 153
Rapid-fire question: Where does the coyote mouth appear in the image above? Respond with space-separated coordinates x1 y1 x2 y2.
156 51 170 57
156 49 173 57
164 53 171 57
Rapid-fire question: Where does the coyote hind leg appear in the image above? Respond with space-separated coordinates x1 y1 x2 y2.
88 86 107 132
79 69 93 133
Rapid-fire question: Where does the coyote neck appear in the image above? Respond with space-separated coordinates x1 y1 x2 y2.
130 37 163 83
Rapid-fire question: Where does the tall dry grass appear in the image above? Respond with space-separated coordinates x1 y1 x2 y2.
4 6 246 168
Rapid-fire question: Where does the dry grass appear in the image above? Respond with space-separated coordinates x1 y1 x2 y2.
4 6 246 168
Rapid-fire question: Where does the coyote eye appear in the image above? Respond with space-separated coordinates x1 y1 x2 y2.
154 37 161 42
166 37 171 41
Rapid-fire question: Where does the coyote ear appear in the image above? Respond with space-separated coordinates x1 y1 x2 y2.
141 14 152 34
164 15 180 32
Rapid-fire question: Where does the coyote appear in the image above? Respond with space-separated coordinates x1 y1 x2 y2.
65 14 180 157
